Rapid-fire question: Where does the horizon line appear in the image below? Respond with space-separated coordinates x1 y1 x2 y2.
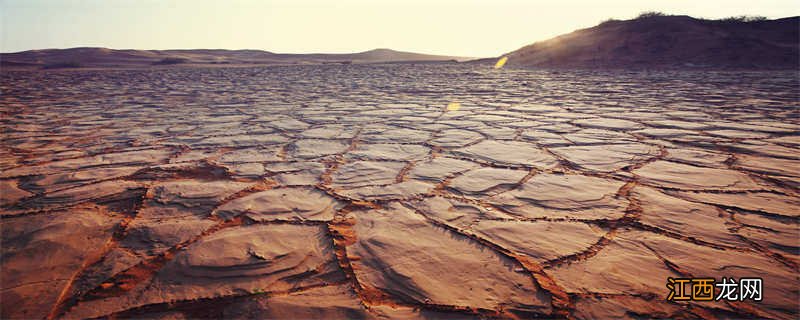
0 46 487 58
3 14 797 56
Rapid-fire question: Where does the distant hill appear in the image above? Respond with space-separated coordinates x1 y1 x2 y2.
502 15 799 69
0 47 470 68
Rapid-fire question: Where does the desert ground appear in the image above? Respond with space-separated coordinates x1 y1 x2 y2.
1 64 798 319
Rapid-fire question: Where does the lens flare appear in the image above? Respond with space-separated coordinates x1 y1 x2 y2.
494 56 508 69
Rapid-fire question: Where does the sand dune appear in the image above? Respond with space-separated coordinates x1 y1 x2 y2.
501 15 799 69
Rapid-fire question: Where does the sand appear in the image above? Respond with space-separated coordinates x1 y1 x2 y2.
1 65 798 319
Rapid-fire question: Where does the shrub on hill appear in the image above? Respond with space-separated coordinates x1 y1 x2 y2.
718 15 768 22
636 11 668 19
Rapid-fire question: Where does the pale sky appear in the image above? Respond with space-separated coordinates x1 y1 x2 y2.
1 0 798 57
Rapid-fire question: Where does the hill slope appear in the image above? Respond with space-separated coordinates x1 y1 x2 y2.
0 47 469 68
504 15 799 69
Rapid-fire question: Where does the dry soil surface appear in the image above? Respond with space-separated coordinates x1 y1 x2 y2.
1 65 798 319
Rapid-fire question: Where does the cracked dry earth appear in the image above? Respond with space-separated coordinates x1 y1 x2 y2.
1 65 799 320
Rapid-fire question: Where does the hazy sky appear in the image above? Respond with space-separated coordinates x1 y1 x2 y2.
2 0 798 57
